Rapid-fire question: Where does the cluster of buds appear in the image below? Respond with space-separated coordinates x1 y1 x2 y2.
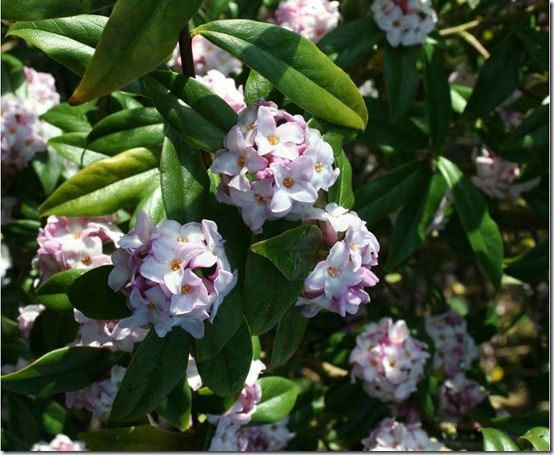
108 212 237 339
65 365 125 419
371 0 437 47
211 100 339 233
271 0 341 42
1 67 60 178
195 70 246 113
169 36 242 77
297 204 379 317
31 434 86 452
33 215 122 282
439 373 486 422
362 418 445 451
349 318 430 402
17 304 45 338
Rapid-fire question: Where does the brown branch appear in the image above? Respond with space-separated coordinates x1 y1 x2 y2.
178 24 195 78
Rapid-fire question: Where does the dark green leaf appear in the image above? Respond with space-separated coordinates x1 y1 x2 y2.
7 15 107 76
249 377 298 425
3 0 115 21
481 428 519 451
131 183 166 228
79 426 188 451
244 70 279 105
41 400 69 435
271 305 307 367
519 427 550 451
500 105 548 160
69 0 202 103
35 269 85 310
47 132 107 167
29 309 79 357
31 151 64 195
157 377 192 431
110 328 191 422
41 103 98 133
384 44 420 122
194 19 368 130
417 376 439 420
1 53 27 96
504 239 548 284
324 132 354 209
438 157 503 290
1 347 120 397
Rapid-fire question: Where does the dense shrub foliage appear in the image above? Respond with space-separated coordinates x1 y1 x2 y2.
0 0 549 451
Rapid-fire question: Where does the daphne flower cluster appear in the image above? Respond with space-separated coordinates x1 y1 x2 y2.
195 70 246 113
73 310 147 352
108 212 237 339
350 318 430 402
1 67 60 177
1 241 12 285
297 204 379 317
439 372 485 421
65 365 125 419
362 418 445 451
211 101 339 233
371 0 437 47
272 0 340 42
169 36 242 76
31 434 86 451
33 216 122 282
17 304 45 338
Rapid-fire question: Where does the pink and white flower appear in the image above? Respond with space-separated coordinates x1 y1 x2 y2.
439 373 486 421
362 418 445 451
272 0 341 42
1 241 12 285
108 212 237 339
31 434 86 451
349 318 430 402
371 0 437 47
296 204 379 317
65 365 125 419
195 70 246 113
17 304 45 338
211 100 340 233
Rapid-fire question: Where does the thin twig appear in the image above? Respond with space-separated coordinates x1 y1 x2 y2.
459 30 490 59
439 19 481 36
178 24 195 78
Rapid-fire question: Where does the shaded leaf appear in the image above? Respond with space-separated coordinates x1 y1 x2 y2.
80 425 188 451
249 377 298 425
35 269 85 310
3 0 115 21
271 305 308 367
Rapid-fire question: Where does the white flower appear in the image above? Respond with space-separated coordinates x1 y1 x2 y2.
31 434 86 451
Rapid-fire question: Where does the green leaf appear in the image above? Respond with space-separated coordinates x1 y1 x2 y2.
41 103 98 133
41 400 69 436
160 129 209 223
7 15 107 76
157 377 192 431
67 265 131 320
385 172 446 271
500 105 548 160
423 44 452 148
3 0 115 21
250 225 322 281
194 19 368 130
481 428 520 451
32 151 64 195
86 108 164 155
243 248 304 336
271 305 307 368
79 426 188 451
417 376 439 420
196 320 252 397
354 160 427 226
438 157 503 291
194 287 243 362
464 34 524 119
69 0 202 104
504 239 548 284
131 184 166 228
244 70 279 106
1 53 27 97
1 347 120 397
47 132 108 167
383 44 420 122
29 309 79 357
35 269 85 310
38 147 159 217
110 328 191 422
145 70 236 152
249 377 298 425
317 18 382 70
325 132 354 209
519 427 550 451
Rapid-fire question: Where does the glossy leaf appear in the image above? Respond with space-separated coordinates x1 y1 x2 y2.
1 53 27 97
110 328 191 422
35 269 85 310
32 151 64 195
3 0 115 21
86 108 164 155
160 130 209 223
244 70 279 106
145 71 236 152
355 160 427 226
194 19 368 130
438 157 503 291
504 239 548 284
38 148 159 217
423 44 452 148
481 428 519 451
249 377 298 425
47 133 107 167
67 265 131 320
520 427 550 451
271 305 308 368
196 320 252 397
383 44 420 122
323 131 355 209
157 377 192 431
131 184 166 228
385 172 446 271
7 15 107 76
41 103 98 133
69 0 202 104
1 347 120 397
250 225 322 281
29 309 79 357
80 426 188 451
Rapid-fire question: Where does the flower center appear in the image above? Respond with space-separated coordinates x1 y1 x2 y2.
246 121 256 130
73 232 81 239
181 284 192 294
268 135 279 145
170 259 181 271
327 266 340 277
81 256 92 266
315 161 323 173
147 302 156 310
255 194 265 204
389 359 396 368
283 177 294 188
237 155 246 166
177 235 188 243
